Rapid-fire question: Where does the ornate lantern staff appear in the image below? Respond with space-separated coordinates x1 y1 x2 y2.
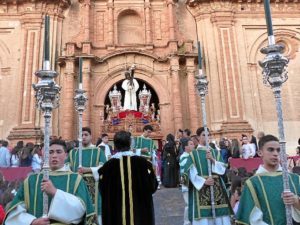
195 43 216 222
74 57 88 168
259 0 291 223
32 15 61 217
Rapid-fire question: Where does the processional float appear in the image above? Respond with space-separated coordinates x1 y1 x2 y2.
32 15 61 216
259 0 291 223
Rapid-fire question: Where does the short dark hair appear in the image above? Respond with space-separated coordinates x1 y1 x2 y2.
143 125 153 132
196 127 210 136
114 131 131 151
101 133 108 138
82 127 91 135
178 129 183 133
1 140 8 147
50 139 67 152
258 134 279 150
184 129 191 136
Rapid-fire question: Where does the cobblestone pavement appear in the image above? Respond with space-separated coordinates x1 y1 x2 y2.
154 187 185 225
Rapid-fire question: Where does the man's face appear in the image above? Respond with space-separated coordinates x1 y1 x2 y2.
242 136 249 144
143 129 152 138
183 131 188 138
128 126 133 133
259 141 280 168
82 131 92 146
185 140 195 153
191 137 199 147
49 144 67 171
177 131 183 138
199 131 210 146
102 136 109 144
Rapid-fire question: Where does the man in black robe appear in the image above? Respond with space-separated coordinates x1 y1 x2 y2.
98 131 158 225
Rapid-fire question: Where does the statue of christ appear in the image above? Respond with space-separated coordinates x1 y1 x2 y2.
122 64 139 111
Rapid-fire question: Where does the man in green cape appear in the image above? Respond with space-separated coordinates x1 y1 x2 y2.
133 125 161 188
182 127 232 225
4 139 95 225
236 135 300 225
67 127 107 225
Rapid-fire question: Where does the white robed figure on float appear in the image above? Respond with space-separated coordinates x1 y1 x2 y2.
122 64 139 111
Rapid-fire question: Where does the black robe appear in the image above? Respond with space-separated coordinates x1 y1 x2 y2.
162 143 178 188
98 155 158 225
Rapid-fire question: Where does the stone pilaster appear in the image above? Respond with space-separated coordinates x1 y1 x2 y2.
7 0 71 143
92 104 105 142
62 58 76 140
107 1 114 46
82 58 92 127
211 9 253 136
145 0 152 45
186 58 199 133
170 56 183 131
79 0 91 42
166 0 175 40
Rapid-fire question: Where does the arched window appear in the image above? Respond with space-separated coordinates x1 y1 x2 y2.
118 10 144 45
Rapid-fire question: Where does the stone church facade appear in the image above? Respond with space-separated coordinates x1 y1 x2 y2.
0 0 299 148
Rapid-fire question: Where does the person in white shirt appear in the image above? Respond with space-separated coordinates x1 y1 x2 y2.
0 140 11 167
31 145 43 173
240 135 256 159
98 133 112 160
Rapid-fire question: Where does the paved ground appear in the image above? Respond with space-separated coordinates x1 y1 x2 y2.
154 187 185 225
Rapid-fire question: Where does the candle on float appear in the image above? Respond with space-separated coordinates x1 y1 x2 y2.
79 57 83 89
263 0 275 45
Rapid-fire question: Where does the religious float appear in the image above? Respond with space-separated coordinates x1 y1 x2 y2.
101 65 163 150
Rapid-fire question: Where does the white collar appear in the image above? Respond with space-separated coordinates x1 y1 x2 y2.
112 151 135 159
256 165 282 174
51 164 71 172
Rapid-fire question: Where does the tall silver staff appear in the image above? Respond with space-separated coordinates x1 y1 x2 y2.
74 57 88 168
32 15 61 217
195 42 216 222
259 0 291 223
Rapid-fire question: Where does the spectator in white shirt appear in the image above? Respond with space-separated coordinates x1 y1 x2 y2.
240 135 256 159
31 145 43 173
98 133 112 160
0 140 11 167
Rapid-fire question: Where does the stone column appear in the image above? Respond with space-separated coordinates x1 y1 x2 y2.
186 58 199 133
159 103 172 136
79 0 91 41
108 1 114 46
8 14 45 143
62 58 76 140
92 104 105 142
166 0 175 40
145 0 152 44
170 56 183 131
82 58 92 127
